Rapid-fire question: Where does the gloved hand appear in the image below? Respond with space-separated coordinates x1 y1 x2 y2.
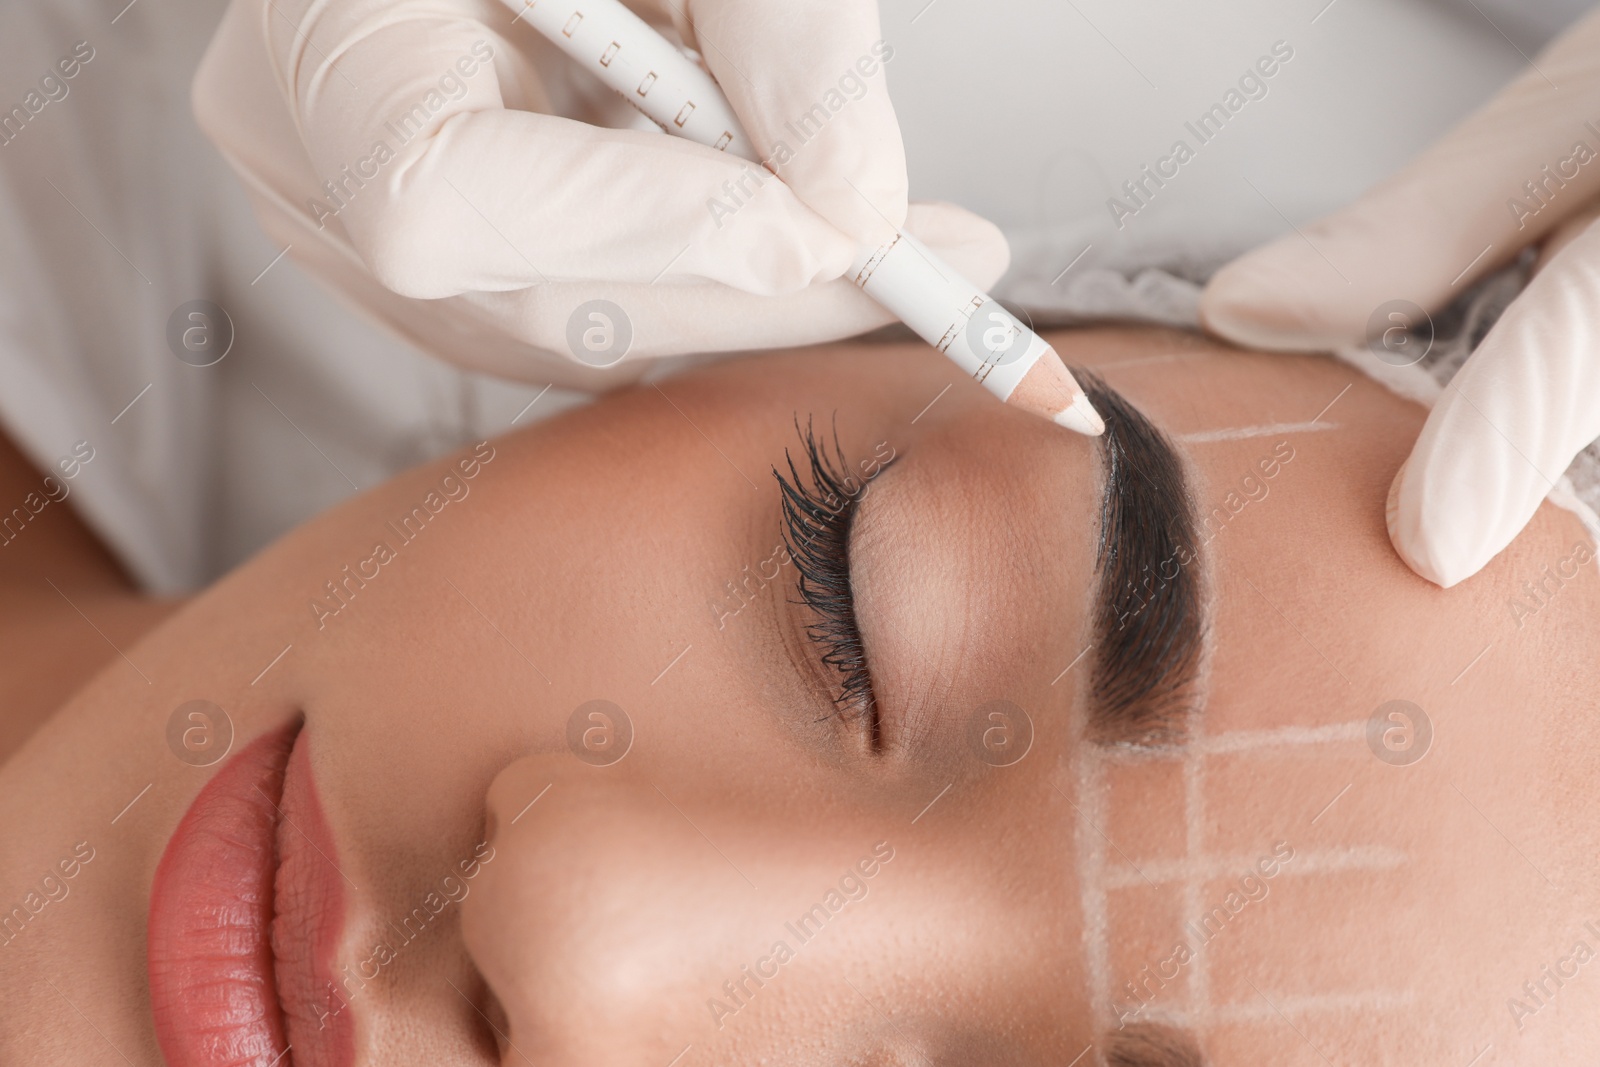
1199 7 1600 588
192 0 1009 387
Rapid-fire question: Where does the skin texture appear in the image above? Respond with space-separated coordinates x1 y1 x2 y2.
0 327 1597 1065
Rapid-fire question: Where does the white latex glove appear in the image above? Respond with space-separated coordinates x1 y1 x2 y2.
191 0 1009 389
1199 7 1600 588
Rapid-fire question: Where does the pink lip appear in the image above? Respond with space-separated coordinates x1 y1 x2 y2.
148 722 353 1067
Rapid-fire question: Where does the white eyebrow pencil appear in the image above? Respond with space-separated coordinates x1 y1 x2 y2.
504 0 1105 436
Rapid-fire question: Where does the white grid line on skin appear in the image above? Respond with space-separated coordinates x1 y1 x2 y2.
1110 716 1405 1032
1119 720 1412 1037
1107 989 1428 1036
1198 720 1365 754
1112 1005 1194 1030
1177 421 1340 444
1085 352 1190 372
1204 989 1416 1024
1102 845 1408 889
1075 738 1113 1040
1095 720 1367 763
1184 721 1209 1021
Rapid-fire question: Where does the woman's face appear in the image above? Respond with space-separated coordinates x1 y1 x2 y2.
2 329 1598 1067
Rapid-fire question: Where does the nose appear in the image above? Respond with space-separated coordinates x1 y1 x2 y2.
461 754 784 1065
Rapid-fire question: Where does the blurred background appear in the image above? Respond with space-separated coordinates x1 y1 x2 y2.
889 0 1591 275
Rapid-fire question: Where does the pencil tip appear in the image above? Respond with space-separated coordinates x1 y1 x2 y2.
1053 391 1106 436
1010 346 1105 435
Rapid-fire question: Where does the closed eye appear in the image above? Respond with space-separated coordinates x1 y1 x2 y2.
772 417 886 747
773 375 1203 756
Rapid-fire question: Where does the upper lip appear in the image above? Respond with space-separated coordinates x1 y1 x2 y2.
146 720 353 1067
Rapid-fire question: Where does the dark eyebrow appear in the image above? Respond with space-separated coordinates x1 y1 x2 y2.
1074 368 1206 747
1106 1023 1208 1067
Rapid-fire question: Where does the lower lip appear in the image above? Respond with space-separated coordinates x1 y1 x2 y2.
147 721 353 1067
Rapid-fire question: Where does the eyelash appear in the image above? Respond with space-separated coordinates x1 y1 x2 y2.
773 418 880 737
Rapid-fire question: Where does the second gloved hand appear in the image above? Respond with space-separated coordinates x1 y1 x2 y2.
1199 7 1600 588
193 0 1009 383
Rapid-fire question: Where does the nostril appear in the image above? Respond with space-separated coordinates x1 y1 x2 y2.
452 958 514 1062
482 983 511 1059
468 754 763 1063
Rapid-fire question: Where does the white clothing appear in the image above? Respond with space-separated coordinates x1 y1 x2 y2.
0 0 1588 590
